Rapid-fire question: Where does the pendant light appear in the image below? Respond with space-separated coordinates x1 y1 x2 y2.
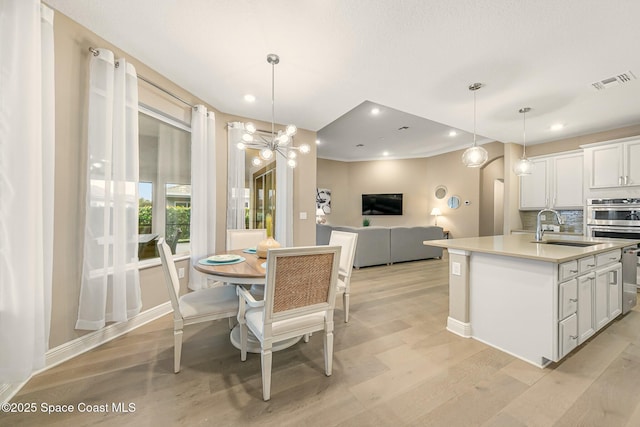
513 107 534 176
461 83 488 168
236 54 310 168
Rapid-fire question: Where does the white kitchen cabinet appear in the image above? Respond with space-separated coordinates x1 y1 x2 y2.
558 251 621 355
594 262 622 331
519 151 583 210
577 272 595 343
559 279 578 319
553 153 584 208
584 137 640 188
520 158 548 209
559 313 578 359
606 264 622 318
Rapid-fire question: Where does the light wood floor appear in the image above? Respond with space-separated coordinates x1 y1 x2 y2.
5 252 640 426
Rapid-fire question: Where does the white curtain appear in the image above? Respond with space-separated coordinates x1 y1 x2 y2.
0 1 54 383
275 154 293 247
77 50 141 330
189 105 217 290
227 122 246 230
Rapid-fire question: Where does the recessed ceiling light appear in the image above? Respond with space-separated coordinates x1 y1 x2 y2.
449 130 457 137
244 94 256 102
371 107 380 115
315 139 320 145
382 151 389 156
550 123 564 131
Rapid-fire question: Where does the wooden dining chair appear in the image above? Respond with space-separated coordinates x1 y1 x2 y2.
157 238 239 373
329 230 358 322
237 245 341 400
226 229 267 251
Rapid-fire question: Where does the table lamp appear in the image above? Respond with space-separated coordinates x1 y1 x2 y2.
430 208 441 226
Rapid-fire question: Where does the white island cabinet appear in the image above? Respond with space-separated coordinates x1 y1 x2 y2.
425 235 635 368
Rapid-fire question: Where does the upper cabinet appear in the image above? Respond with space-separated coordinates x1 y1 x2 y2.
520 151 583 210
584 137 640 188
520 158 548 209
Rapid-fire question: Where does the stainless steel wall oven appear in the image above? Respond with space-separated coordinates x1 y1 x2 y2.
587 199 640 306
587 198 640 238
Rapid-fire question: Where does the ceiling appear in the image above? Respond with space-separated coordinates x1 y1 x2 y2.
47 0 640 161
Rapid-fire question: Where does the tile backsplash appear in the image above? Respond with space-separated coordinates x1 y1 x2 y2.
520 209 584 233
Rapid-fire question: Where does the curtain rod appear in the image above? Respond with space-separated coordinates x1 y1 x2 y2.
88 47 195 109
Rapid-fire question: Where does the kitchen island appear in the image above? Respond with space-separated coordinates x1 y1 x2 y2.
425 234 638 367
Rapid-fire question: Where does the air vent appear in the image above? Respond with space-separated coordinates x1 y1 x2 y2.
591 71 636 90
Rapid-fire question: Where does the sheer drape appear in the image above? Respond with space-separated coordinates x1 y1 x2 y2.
189 106 217 290
275 154 293 246
0 0 55 383
227 122 246 230
77 50 141 330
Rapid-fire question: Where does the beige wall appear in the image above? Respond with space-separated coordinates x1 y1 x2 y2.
317 141 505 239
479 157 505 236
425 142 504 239
50 11 316 348
316 159 350 225
503 143 524 233
526 124 640 157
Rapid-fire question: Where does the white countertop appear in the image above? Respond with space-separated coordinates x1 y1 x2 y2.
425 234 639 263
511 229 583 236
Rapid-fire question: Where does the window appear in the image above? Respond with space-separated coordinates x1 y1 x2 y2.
138 107 191 260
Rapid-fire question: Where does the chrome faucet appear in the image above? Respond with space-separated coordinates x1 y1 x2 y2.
535 209 563 242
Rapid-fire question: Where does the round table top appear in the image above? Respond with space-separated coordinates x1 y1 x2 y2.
194 249 266 284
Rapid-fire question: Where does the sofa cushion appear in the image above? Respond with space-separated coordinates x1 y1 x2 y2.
390 226 443 263
333 226 390 268
316 224 444 268
316 223 332 245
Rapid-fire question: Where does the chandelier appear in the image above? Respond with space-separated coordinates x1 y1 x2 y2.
461 82 488 168
236 54 310 168
513 107 534 176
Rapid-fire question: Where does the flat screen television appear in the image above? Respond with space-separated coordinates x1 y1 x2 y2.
362 193 403 215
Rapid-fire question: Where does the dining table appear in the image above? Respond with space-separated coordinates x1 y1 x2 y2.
194 249 302 353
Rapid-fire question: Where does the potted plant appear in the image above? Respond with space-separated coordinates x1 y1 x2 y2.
362 217 370 227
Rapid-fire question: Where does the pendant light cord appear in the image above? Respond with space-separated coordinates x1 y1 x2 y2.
473 89 477 146
271 60 275 140
522 109 527 157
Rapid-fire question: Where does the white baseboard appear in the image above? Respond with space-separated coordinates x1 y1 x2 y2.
1 302 172 404
447 316 472 338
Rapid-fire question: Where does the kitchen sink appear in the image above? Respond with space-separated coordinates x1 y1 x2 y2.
532 240 597 247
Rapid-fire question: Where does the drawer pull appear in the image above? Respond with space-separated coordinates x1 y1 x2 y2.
570 335 578 340
587 264 596 267
609 257 618 261
569 298 578 302
569 269 578 273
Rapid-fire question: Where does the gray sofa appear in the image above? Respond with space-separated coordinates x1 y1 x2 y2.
316 224 444 268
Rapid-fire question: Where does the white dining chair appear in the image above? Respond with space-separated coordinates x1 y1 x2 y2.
157 238 239 373
329 230 358 322
226 229 267 251
237 245 341 401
